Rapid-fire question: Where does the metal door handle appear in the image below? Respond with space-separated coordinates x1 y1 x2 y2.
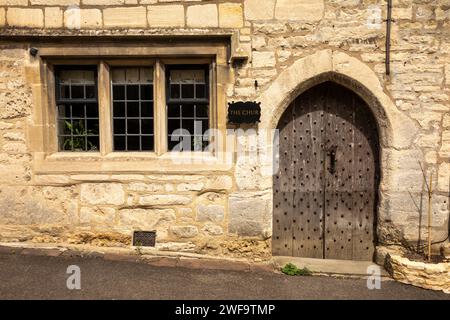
327 146 337 174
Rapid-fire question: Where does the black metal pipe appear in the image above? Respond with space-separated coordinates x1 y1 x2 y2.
386 0 392 76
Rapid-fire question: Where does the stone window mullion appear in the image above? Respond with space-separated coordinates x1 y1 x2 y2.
45 62 58 154
98 61 113 155
154 59 167 156
209 61 217 156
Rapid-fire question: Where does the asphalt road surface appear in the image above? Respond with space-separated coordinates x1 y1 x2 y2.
0 252 448 300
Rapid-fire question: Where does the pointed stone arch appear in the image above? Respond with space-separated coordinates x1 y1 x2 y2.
258 49 417 150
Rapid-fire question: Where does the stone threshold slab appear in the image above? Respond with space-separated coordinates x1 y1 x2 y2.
273 256 390 277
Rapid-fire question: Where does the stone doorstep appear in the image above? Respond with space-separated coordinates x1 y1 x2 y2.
0 242 276 274
273 256 390 278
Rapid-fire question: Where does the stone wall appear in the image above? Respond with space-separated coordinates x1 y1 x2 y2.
0 0 449 259
385 253 450 293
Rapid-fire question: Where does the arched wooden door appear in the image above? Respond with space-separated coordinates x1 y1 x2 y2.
272 82 380 261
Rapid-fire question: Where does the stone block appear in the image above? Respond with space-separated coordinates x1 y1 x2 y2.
138 194 192 206
244 0 275 20
234 161 272 191
64 8 102 29
33 175 72 185
252 36 266 50
178 208 194 216
443 114 450 128
0 122 13 130
204 175 233 191
275 0 324 21
415 5 433 20
202 223 223 236
119 208 175 231
110 174 145 181
392 7 412 20
176 182 204 192
80 183 125 205
219 3 243 28
45 7 63 29
178 207 194 223
437 162 449 193
170 225 198 238
83 0 124 4
445 64 450 86
7 8 44 28
228 191 271 238
3 142 26 154
186 4 218 28
196 204 225 223
148 5 184 27
103 6 147 28
128 182 164 192
252 51 276 68
0 8 5 27
0 90 31 120
30 0 79 4
3 132 24 141
80 206 116 226
71 174 110 181
0 164 27 184
439 131 450 158
0 0 28 5
382 168 424 192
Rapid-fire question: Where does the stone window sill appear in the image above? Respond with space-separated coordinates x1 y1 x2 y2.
33 151 232 175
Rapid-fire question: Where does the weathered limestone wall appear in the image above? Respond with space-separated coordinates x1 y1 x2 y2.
0 0 449 259
386 253 450 293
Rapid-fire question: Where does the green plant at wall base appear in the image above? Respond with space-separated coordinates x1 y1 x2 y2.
281 263 312 276
296 267 313 276
63 120 98 151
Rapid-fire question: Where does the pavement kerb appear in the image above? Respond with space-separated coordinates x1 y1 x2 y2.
0 242 276 273
0 242 394 280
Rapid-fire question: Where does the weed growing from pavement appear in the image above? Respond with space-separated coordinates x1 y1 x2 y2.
281 263 312 276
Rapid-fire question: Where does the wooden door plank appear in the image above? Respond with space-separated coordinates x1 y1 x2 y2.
292 90 325 258
272 103 294 256
324 85 355 260
351 95 379 260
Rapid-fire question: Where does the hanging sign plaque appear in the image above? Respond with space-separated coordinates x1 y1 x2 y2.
227 101 261 124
